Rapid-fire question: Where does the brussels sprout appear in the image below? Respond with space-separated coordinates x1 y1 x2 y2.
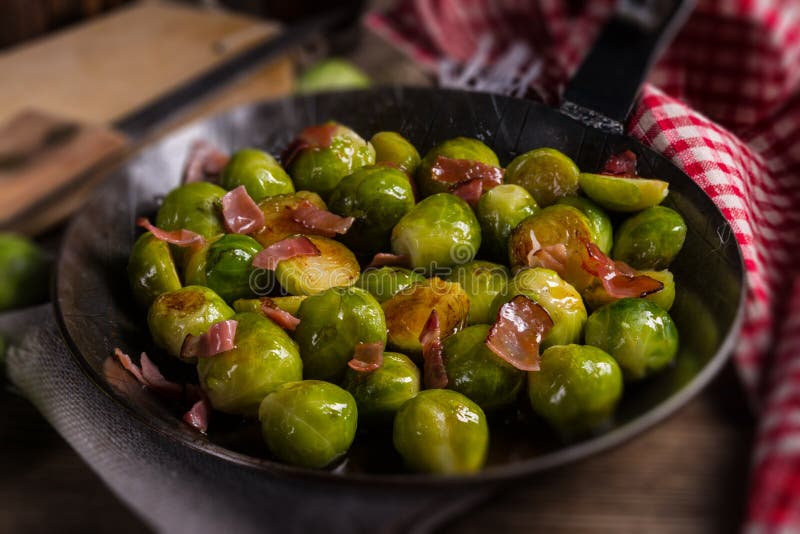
127 232 182 308
391 193 481 276
233 295 307 315
393 389 488 474
273 235 360 296
612 206 687 270
476 184 539 261
584 298 679 380
294 286 386 382
184 234 263 302
355 266 425 303
220 148 294 201
197 312 302 416
382 277 470 358
296 58 371 94
258 380 357 468
341 352 420 420
582 269 675 311
443 324 525 410
557 196 613 254
253 191 328 247
155 182 226 238
446 261 509 325
505 148 580 207
0 233 49 311
491 267 586 349
528 344 623 434
287 122 375 199
147 286 235 359
416 137 500 198
327 165 416 253
578 172 668 212
370 131 421 175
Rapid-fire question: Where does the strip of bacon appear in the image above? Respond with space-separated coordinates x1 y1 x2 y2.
430 155 504 186
221 185 265 234
183 396 211 434
419 310 448 389
290 200 354 237
281 123 339 167
580 240 664 298
601 150 638 177
450 177 485 207
260 298 300 331
485 296 553 372
252 235 321 270
182 139 229 184
347 341 385 373
137 218 205 248
180 320 238 360
366 252 410 269
113 348 182 395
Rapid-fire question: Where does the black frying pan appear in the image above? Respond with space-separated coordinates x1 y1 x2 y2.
55 0 744 490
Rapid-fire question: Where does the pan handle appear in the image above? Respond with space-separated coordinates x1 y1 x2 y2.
560 0 695 133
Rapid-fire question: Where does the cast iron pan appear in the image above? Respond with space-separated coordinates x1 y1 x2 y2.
54 0 745 486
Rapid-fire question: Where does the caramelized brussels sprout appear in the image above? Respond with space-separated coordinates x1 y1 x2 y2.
233 295 307 315
196 312 302 416
416 137 500 198
557 196 613 254
583 269 675 311
476 184 539 261
155 182 226 238
393 389 488 474
184 234 262 302
578 172 668 212
258 380 357 468
355 266 425 303
128 232 181 308
253 191 328 247
220 148 294 201
274 235 360 296
446 261 509 325
341 351 420 420
612 206 687 270
370 131 421 175
0 233 49 311
505 148 580 207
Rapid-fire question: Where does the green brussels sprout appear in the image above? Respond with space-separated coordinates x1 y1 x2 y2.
294 286 387 382
382 277 470 358
557 196 613 254
127 232 182 308
416 137 500 198
184 234 263 302
296 58 371 94
446 261 509 325
287 122 375 199
391 193 481 276
393 389 488 474
476 184 539 261
578 172 668 212
341 352 420 420
584 298 679 381
273 235 360 296
491 267 586 349
370 131 421 175
233 295 307 315
582 269 675 311
258 380 357 468
528 344 623 434
505 148 580 207
253 191 328 247
147 286 235 359
155 182 226 238
197 312 302 416
443 324 525 410
327 165 416 253
355 266 425 303
220 148 294 201
0 233 49 311
612 206 687 270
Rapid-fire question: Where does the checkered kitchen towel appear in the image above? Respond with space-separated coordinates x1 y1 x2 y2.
366 0 800 530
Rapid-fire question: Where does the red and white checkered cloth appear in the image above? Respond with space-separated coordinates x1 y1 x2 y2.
366 0 800 530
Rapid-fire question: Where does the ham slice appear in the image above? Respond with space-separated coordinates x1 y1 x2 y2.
485 296 554 372
113 348 182 395
281 123 339 166
580 240 664 298
251 235 321 270
527 242 569 274
430 155 504 186
289 200 354 237
183 396 211 434
601 150 638 177
260 298 300 331
137 218 205 248
182 140 229 184
419 310 448 389
366 252 410 269
221 185 265 234
347 341 385 373
450 177 485 207
180 320 238 360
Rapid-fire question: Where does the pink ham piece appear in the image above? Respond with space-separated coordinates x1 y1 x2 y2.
180 320 238 360
182 139 230 184
347 341 385 373
485 296 554 372
366 252 410 269
289 200 354 237
183 396 211 434
113 348 182 395
221 185 265 234
251 235 321 271
281 123 339 167
527 242 569 274
430 155 504 187
137 218 205 248
260 298 300 331
419 310 448 389
450 177 485 207
580 240 664 298
601 150 638 177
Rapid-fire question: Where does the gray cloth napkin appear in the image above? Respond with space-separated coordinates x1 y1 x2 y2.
1 305 498 534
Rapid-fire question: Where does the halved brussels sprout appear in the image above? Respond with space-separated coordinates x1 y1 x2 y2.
582 269 675 311
147 286 235 359
393 389 488 474
446 261 509 325
578 172 668 212
505 148 580 207
612 206 687 270
184 234 262 302
274 235 360 296
415 137 500 198
253 191 328 247
155 181 226 238
233 295 307 315
370 131 421 175
197 312 302 416
382 277 470 358
127 232 181 308
220 148 295 201
476 184 539 261
355 266 425 303
443 324 525 410
584 298 679 380
259 380 357 468
391 193 481 276
557 196 613 254
341 351 420 420
528 344 623 435
0 233 49 311
294 286 386 382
